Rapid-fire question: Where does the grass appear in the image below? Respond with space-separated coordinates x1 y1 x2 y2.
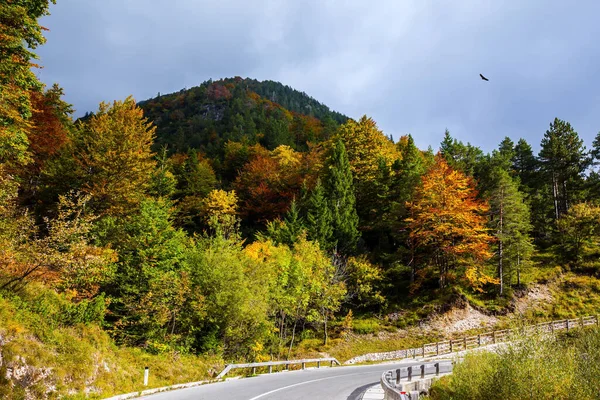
427 327 600 400
0 284 223 399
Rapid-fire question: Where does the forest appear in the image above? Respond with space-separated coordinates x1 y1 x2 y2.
3 2 600 393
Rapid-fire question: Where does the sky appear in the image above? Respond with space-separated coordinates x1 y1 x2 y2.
36 0 600 154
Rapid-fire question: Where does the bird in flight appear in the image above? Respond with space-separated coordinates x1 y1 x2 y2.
480 73 489 81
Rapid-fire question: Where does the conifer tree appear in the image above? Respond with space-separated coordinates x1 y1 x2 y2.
305 178 334 250
489 170 534 294
539 118 588 220
325 139 360 254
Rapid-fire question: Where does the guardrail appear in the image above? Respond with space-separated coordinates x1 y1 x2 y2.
346 314 600 364
216 357 340 379
381 361 454 400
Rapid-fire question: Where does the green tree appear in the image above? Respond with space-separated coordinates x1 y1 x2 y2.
488 170 534 293
325 139 360 254
539 118 588 221
305 178 334 250
557 203 600 266
98 198 193 348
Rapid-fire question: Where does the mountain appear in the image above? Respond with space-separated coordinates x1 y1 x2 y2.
138 77 349 157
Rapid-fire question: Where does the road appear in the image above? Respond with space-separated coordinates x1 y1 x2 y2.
140 359 425 400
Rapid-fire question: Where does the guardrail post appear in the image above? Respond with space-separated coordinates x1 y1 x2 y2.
301 362 305 370
492 331 496 344
449 340 453 352
435 362 440 376
268 365 272 374
420 364 425 379
436 342 439 356
396 368 401 385
580 316 585 329
566 320 570 332
463 337 467 350
477 334 481 346
597 315 600 327
252 367 256 375
317 361 320 368
330 360 334 367
407 366 412 381
551 323 554 335
412 348 416 359
144 367 149 386
422 344 425 357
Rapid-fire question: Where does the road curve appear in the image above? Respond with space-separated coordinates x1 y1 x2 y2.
140 360 426 400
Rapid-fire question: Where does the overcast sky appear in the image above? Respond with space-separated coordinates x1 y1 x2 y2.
36 0 600 153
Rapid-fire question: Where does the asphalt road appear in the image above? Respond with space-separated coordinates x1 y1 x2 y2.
140 360 425 400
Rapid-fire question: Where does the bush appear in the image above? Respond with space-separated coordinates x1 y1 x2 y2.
429 327 600 400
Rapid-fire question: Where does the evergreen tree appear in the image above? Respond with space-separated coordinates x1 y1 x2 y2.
488 170 534 294
325 139 360 254
305 178 334 250
512 138 538 194
539 118 588 220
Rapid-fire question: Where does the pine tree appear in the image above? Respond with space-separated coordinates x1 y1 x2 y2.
325 139 360 254
539 118 588 220
489 170 534 294
305 178 334 250
512 138 538 194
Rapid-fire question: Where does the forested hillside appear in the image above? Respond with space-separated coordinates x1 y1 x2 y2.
3 1 600 398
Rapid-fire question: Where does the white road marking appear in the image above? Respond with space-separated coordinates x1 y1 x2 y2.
247 371 372 400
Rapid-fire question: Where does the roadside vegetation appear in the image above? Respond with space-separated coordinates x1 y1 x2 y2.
428 327 600 400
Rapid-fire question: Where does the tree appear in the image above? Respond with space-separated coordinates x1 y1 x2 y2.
0 0 55 168
201 189 239 238
407 155 495 290
557 203 600 266
539 118 588 220
98 198 194 348
440 129 484 177
325 139 360 254
74 96 156 216
305 178 334 251
512 138 538 194
488 170 534 294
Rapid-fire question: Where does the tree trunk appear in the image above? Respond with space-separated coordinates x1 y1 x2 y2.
517 250 521 286
552 172 559 220
498 197 504 295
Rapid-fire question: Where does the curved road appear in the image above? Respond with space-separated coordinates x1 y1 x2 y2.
141 359 425 400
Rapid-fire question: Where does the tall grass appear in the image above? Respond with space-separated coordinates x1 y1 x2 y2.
428 328 600 399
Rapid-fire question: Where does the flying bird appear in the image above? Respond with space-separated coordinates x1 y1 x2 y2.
480 73 489 81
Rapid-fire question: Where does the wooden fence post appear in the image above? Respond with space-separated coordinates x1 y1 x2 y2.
492 331 496 344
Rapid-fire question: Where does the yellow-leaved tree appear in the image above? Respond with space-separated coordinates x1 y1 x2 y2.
74 96 156 216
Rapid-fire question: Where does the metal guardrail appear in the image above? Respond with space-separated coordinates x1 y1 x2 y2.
346 314 600 364
216 357 340 379
381 361 454 400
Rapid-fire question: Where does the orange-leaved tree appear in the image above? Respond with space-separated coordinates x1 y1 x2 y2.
406 154 495 291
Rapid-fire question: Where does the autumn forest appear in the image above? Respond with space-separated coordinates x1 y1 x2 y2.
3 2 600 396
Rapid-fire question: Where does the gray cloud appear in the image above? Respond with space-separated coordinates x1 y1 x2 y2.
37 0 600 153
